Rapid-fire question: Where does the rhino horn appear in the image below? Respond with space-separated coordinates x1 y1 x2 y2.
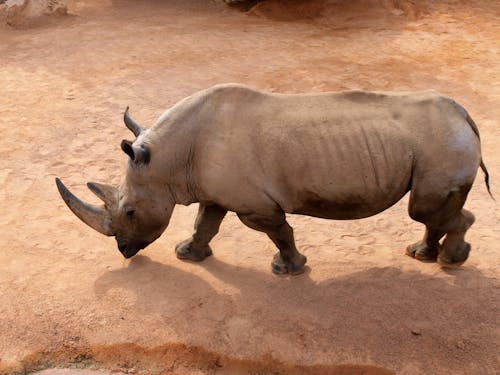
124 106 144 137
55 178 114 236
87 182 118 209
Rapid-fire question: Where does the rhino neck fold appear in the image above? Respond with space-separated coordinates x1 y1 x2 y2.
166 180 199 206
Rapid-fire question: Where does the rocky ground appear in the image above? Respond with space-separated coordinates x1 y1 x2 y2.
0 1 499 374
0 0 66 27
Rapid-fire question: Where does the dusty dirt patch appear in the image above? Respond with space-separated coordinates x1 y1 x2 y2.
0 0 499 374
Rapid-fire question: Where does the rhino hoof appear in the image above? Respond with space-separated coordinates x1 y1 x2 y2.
406 241 439 262
175 239 212 262
437 242 470 268
271 252 307 275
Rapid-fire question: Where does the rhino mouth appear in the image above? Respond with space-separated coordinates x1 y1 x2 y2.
118 240 149 259
121 248 140 259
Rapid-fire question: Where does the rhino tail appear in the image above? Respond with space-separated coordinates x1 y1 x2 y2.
465 110 494 199
480 159 494 200
456 102 494 199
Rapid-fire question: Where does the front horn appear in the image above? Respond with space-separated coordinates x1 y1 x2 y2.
55 178 114 236
124 106 144 137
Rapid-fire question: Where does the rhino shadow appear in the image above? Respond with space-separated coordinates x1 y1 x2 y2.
93 254 498 373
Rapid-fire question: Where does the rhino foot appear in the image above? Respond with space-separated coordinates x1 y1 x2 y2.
406 240 439 262
438 241 470 268
271 252 307 275
175 238 213 262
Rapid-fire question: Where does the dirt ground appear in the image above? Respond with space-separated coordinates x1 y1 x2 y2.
0 0 499 374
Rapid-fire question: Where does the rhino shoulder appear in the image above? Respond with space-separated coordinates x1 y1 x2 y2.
204 83 267 102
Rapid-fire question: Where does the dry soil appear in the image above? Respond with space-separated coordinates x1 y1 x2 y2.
0 1 499 374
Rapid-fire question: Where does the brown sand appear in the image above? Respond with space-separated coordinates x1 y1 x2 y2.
0 1 499 374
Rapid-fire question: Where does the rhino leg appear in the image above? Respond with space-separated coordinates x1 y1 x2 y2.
406 227 445 261
438 210 475 267
237 212 307 275
408 181 474 267
176 203 227 262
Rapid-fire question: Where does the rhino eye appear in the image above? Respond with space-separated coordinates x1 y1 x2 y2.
126 209 135 217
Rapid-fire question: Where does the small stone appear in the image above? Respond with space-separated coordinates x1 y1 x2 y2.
215 357 223 367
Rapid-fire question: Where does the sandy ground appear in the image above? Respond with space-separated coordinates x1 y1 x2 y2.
1 1 499 374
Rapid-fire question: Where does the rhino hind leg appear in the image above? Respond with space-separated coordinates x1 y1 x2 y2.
237 212 307 275
176 203 227 262
408 182 475 267
437 209 475 267
406 227 445 261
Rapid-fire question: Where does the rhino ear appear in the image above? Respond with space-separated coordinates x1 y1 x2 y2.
121 139 135 160
87 182 118 208
121 139 150 164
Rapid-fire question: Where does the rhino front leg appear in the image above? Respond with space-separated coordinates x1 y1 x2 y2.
238 212 307 275
176 203 227 262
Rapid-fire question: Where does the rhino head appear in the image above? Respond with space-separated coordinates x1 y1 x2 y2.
56 108 174 258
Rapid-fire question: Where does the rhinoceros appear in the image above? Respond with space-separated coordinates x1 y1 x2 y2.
56 84 491 274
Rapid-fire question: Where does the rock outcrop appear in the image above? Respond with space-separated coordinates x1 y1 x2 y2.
0 0 67 27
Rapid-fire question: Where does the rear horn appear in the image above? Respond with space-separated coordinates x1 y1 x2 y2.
124 106 144 137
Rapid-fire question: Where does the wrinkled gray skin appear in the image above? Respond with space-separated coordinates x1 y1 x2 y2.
56 84 491 274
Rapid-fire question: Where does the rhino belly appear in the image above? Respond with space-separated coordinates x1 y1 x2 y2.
291 188 409 220
286 158 413 220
